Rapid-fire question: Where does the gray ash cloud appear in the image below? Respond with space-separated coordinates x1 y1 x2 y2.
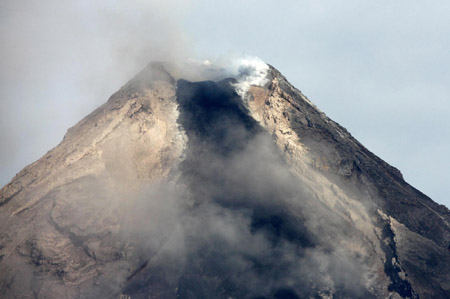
120 77 377 298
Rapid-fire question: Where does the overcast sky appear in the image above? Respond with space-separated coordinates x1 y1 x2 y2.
1 0 449 208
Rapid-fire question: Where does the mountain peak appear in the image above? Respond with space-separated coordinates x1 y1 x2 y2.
1 59 449 298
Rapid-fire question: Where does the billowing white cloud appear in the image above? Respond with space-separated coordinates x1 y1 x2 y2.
231 57 270 97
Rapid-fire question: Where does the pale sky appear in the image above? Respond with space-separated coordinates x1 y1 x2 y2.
1 0 449 208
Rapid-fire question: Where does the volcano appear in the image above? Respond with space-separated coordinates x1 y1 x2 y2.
1 59 449 298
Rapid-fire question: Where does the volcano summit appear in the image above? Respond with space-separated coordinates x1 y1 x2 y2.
0 59 449 298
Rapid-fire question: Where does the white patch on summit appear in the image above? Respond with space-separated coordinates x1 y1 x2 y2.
231 57 270 97
165 56 269 96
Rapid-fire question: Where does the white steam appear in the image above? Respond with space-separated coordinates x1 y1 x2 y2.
230 57 270 97
166 56 269 96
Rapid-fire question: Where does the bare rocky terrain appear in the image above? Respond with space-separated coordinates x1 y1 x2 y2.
0 61 449 298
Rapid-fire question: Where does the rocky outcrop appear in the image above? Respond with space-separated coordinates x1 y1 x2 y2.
0 61 449 298
245 66 450 298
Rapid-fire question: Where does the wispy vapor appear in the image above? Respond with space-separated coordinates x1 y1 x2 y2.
0 0 192 186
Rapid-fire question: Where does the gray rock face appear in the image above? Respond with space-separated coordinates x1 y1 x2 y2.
0 61 449 298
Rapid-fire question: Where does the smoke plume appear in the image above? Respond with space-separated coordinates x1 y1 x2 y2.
106 64 381 298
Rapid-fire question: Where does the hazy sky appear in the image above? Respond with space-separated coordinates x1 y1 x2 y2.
1 0 449 208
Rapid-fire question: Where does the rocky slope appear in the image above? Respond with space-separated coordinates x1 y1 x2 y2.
0 60 449 298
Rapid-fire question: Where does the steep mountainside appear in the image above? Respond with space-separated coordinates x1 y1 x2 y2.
0 60 449 298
